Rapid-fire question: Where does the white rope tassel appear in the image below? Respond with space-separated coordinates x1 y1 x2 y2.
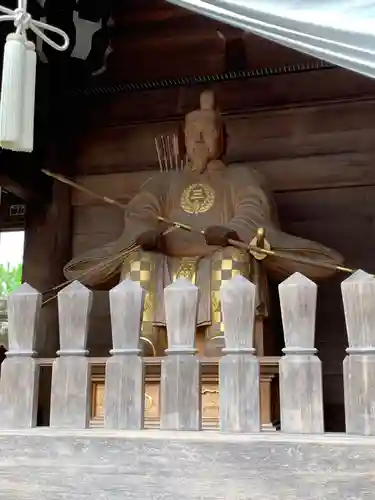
0 33 26 149
18 41 36 152
0 1 69 153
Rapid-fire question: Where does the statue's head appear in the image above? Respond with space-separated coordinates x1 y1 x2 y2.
184 90 225 173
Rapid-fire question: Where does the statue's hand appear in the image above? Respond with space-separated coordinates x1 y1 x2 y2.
136 230 164 252
204 226 239 247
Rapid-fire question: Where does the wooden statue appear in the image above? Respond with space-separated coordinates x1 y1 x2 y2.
64 90 343 355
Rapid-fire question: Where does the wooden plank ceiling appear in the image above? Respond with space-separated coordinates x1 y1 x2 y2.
104 0 316 84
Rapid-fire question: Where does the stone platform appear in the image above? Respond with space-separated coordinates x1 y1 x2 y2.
0 429 374 499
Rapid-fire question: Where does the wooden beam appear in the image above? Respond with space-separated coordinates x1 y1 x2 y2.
216 31 248 73
79 67 375 128
0 175 33 202
0 192 25 231
0 167 51 203
0 151 52 202
0 172 51 203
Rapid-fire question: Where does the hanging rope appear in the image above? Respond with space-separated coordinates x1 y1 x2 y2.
0 0 69 50
0 0 69 152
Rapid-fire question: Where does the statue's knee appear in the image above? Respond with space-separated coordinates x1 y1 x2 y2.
211 247 250 278
120 250 154 286
210 247 252 339
120 251 156 340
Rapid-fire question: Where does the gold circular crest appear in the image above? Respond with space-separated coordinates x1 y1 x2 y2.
180 183 215 214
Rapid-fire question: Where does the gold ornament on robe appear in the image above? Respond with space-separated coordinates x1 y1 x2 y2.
173 257 198 284
180 183 215 215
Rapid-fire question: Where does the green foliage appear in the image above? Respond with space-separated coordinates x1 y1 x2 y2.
0 263 22 296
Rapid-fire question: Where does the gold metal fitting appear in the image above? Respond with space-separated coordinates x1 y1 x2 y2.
210 335 225 342
140 336 156 357
249 227 271 261
172 221 192 232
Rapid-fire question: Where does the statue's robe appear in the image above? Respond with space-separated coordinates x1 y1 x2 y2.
64 165 343 329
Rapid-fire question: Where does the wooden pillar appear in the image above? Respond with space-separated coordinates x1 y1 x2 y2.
219 275 260 433
104 279 145 430
160 278 201 431
278 272 324 434
50 281 92 429
22 180 72 357
341 270 375 435
0 283 41 428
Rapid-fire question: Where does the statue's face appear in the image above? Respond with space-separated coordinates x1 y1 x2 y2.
185 116 223 172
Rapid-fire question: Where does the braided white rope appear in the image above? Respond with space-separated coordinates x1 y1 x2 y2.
0 0 69 51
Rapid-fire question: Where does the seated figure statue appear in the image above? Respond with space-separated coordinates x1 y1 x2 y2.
64 90 344 355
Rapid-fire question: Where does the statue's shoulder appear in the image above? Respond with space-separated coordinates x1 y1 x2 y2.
228 163 268 187
139 171 175 193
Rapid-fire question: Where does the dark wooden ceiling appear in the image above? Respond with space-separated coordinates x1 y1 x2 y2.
104 0 316 84
0 1 372 96
7 0 326 90
34 0 375 117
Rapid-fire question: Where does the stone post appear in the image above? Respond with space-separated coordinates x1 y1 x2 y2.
219 275 260 432
0 283 41 428
341 270 375 435
278 272 324 434
50 280 92 428
0 296 8 349
104 280 145 429
160 278 201 430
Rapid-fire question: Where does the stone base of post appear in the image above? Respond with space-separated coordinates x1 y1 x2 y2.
50 356 90 429
220 352 260 433
160 354 201 431
344 353 375 435
0 357 39 428
280 353 324 434
104 355 145 430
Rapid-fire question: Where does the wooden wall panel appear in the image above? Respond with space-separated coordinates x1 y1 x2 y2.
75 100 375 175
72 153 375 209
73 233 119 257
73 204 124 235
108 37 224 82
72 174 154 206
72 204 123 255
278 186 375 224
